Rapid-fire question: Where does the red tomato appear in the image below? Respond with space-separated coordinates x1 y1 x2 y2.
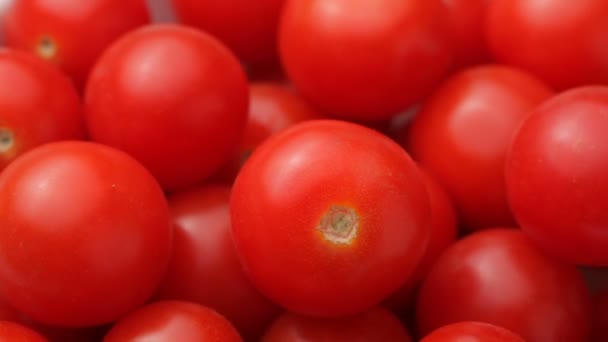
421 321 525 342
416 228 592 342
231 120 430 317
591 287 608 342
3 0 150 89
506 86 608 266
278 0 452 122
485 0 608 90
0 141 172 326
214 82 323 183
85 24 249 191
171 0 285 66
443 0 492 69
385 167 458 312
262 307 412 342
103 301 243 342
0 321 48 342
402 65 554 230
0 48 84 173
155 184 280 340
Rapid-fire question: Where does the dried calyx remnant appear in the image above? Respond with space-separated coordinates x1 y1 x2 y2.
0 127 13 153
37 36 57 59
317 205 359 244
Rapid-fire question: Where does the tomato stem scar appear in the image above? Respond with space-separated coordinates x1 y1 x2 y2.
0 127 14 153
317 205 358 244
37 36 57 59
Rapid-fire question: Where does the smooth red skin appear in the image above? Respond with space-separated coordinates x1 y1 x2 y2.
231 120 431 317
278 0 453 122
591 288 608 342
506 86 608 266
262 307 412 342
171 0 285 66
443 0 492 69
403 65 554 230
385 168 458 312
214 82 323 183
155 185 281 340
103 301 243 342
421 321 525 342
85 24 249 191
0 141 172 327
3 0 150 89
416 229 592 342
0 49 84 173
0 321 48 342
486 0 608 90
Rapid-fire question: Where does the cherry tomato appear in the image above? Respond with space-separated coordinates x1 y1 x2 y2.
278 0 452 122
421 321 525 342
85 24 249 191
506 86 608 266
385 167 458 312
262 307 412 342
3 0 150 89
171 0 285 66
103 301 243 342
0 48 84 173
214 82 323 183
231 120 430 317
416 228 592 342
0 321 48 342
0 141 172 327
402 65 554 230
443 0 492 69
155 184 280 340
485 0 608 90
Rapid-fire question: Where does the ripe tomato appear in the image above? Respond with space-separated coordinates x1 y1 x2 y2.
278 0 452 122
402 65 554 230
214 82 323 183
591 287 608 342
155 184 280 340
3 0 150 89
103 301 243 342
443 0 492 69
0 48 84 173
421 321 525 342
506 86 608 266
385 167 457 312
85 24 249 191
0 321 48 342
171 0 285 66
0 141 172 327
262 307 412 342
416 228 592 342
485 0 608 90
231 120 430 317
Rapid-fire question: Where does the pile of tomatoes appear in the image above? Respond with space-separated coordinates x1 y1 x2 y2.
0 0 607 341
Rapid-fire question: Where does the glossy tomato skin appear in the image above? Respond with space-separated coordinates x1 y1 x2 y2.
421 321 525 342
0 141 173 327
171 0 285 66
155 184 280 340
231 120 431 317
0 49 84 173
103 301 243 342
0 321 48 342
279 0 452 122
506 86 608 266
262 307 412 342
214 82 323 183
416 228 592 342
385 168 458 312
85 24 249 191
443 0 492 69
403 65 554 230
3 0 150 89
486 0 608 90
